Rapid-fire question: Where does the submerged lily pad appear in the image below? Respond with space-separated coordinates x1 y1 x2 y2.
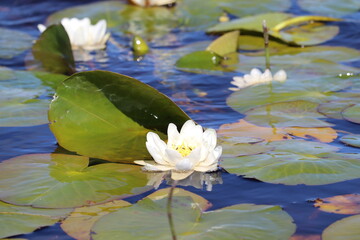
0 154 148 208
0 28 34 59
340 134 360 148
322 215 360 240
221 140 360 185
48 70 190 162
91 195 295 240
244 100 332 128
0 201 71 239
342 104 360 124
314 194 360 215
32 24 75 75
0 68 67 127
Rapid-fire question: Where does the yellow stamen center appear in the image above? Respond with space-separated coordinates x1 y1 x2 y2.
173 143 193 157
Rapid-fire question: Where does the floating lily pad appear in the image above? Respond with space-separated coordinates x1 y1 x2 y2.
0 201 71 239
218 120 292 142
284 127 337 143
207 13 340 45
244 100 332 128
206 31 239 57
314 194 360 215
0 27 34 59
221 140 360 185
61 200 131 240
340 134 360 148
175 51 222 70
32 24 75 75
221 141 272 158
342 104 360 124
91 195 295 240
298 0 360 17
0 68 67 127
322 215 360 240
48 70 190 162
0 154 148 208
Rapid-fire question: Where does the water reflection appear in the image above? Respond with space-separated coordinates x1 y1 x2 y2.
146 170 222 191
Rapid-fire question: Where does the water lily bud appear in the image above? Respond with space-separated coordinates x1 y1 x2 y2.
132 36 149 55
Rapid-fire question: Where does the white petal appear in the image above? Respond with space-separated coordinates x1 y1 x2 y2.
187 147 201 165
180 120 196 137
261 69 273 82
146 142 169 166
165 148 183 165
273 69 287 82
213 146 223 161
134 160 173 171
37 24 46 33
250 68 262 79
202 128 217 150
167 123 180 147
175 158 194 171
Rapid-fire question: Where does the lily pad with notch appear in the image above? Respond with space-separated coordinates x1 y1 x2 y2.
0 154 149 208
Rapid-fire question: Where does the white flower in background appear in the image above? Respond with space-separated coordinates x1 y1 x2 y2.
229 68 287 91
38 18 110 51
129 0 176 7
135 120 222 180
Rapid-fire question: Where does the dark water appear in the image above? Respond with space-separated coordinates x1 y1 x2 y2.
1 0 360 239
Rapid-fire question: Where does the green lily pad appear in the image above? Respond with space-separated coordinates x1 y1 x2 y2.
0 201 71 239
48 70 190 162
32 24 75 75
207 13 341 45
221 141 272 158
206 31 239 57
342 104 360 124
0 28 34 59
91 195 295 240
0 67 67 127
272 22 339 46
227 77 348 114
244 100 333 128
175 51 222 70
340 134 360 148
61 200 131 240
322 215 360 240
221 140 360 185
207 12 292 33
298 0 360 17
0 154 148 208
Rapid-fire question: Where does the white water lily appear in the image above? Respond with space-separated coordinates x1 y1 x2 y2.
38 17 110 51
229 68 287 91
135 120 222 180
129 0 176 7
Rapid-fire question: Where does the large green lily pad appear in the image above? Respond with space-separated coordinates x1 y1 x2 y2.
342 104 360 124
32 24 75 75
0 67 67 127
0 201 71 239
244 100 332 128
298 0 360 17
48 70 190 162
221 140 360 185
322 215 360 240
0 28 34 59
91 195 295 240
0 154 149 208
